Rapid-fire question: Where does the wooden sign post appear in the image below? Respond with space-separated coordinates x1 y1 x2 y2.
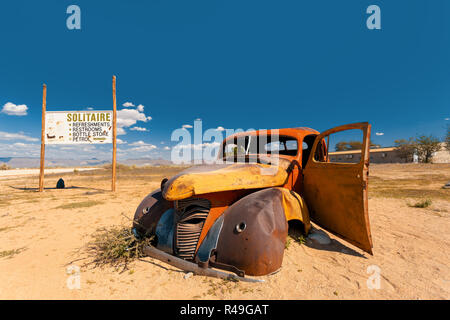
38 77 117 192
111 76 117 192
39 84 47 192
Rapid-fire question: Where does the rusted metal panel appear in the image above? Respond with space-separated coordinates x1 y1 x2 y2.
194 190 253 252
174 198 211 260
133 188 173 237
193 187 311 257
143 245 264 283
196 215 224 263
136 123 374 279
163 162 290 201
302 122 373 254
276 187 311 234
214 188 289 276
155 208 175 254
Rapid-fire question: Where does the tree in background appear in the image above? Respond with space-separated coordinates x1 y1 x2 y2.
415 135 441 163
335 141 359 151
394 138 416 162
335 140 380 151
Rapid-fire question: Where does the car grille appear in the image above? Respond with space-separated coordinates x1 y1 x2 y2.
174 198 211 260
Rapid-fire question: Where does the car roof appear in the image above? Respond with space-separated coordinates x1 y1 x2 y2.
224 127 320 141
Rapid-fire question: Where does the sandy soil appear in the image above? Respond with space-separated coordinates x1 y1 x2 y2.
0 164 449 300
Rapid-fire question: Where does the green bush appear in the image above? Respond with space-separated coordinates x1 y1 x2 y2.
410 199 432 208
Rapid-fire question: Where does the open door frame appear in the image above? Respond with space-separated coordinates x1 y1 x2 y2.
302 122 373 254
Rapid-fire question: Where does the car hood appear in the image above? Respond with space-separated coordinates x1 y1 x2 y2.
162 159 291 201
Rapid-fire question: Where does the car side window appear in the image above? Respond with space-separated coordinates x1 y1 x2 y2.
315 129 364 164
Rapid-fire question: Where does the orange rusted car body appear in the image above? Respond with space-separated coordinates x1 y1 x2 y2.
133 122 373 277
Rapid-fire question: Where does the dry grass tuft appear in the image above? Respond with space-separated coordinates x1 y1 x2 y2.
80 225 153 272
0 163 11 170
55 200 103 210
102 163 135 171
0 247 27 259
204 277 241 297
0 225 20 233
286 220 307 249
285 233 306 249
409 199 433 208
369 174 449 201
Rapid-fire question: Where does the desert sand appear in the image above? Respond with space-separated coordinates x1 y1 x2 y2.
0 163 449 299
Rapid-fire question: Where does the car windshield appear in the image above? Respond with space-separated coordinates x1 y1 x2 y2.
220 135 298 160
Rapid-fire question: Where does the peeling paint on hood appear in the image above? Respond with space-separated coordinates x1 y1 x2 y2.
162 159 290 201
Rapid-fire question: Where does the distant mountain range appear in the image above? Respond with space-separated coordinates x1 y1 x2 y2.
120 158 173 167
0 157 173 168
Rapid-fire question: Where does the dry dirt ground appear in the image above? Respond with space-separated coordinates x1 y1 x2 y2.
0 163 449 300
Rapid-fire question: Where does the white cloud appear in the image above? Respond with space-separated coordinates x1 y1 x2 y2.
182 124 193 129
375 132 384 136
0 142 40 158
117 127 126 135
173 142 220 151
45 145 113 161
130 145 157 152
129 140 156 147
117 108 152 129
0 141 165 161
130 126 148 132
86 107 94 110
117 140 158 153
445 118 450 121
163 146 170 150
122 102 135 107
137 104 144 112
0 131 38 142
13 142 27 147
1 102 28 116
129 140 146 146
117 139 126 144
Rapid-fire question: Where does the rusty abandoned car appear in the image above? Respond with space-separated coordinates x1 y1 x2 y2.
133 122 373 280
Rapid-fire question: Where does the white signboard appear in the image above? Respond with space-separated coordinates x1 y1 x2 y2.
45 111 113 144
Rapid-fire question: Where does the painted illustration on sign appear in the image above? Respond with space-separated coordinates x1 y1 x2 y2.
45 111 113 144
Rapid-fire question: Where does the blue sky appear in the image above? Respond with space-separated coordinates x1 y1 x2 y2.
0 0 449 160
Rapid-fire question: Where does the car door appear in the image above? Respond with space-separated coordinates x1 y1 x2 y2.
302 122 373 254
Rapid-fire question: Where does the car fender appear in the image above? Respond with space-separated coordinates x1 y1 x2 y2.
206 187 310 276
132 188 172 238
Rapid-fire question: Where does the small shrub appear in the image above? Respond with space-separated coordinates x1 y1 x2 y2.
285 237 292 249
285 233 306 249
409 199 432 208
0 163 11 170
82 225 153 272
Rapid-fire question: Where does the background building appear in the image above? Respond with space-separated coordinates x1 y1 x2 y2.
328 143 449 164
